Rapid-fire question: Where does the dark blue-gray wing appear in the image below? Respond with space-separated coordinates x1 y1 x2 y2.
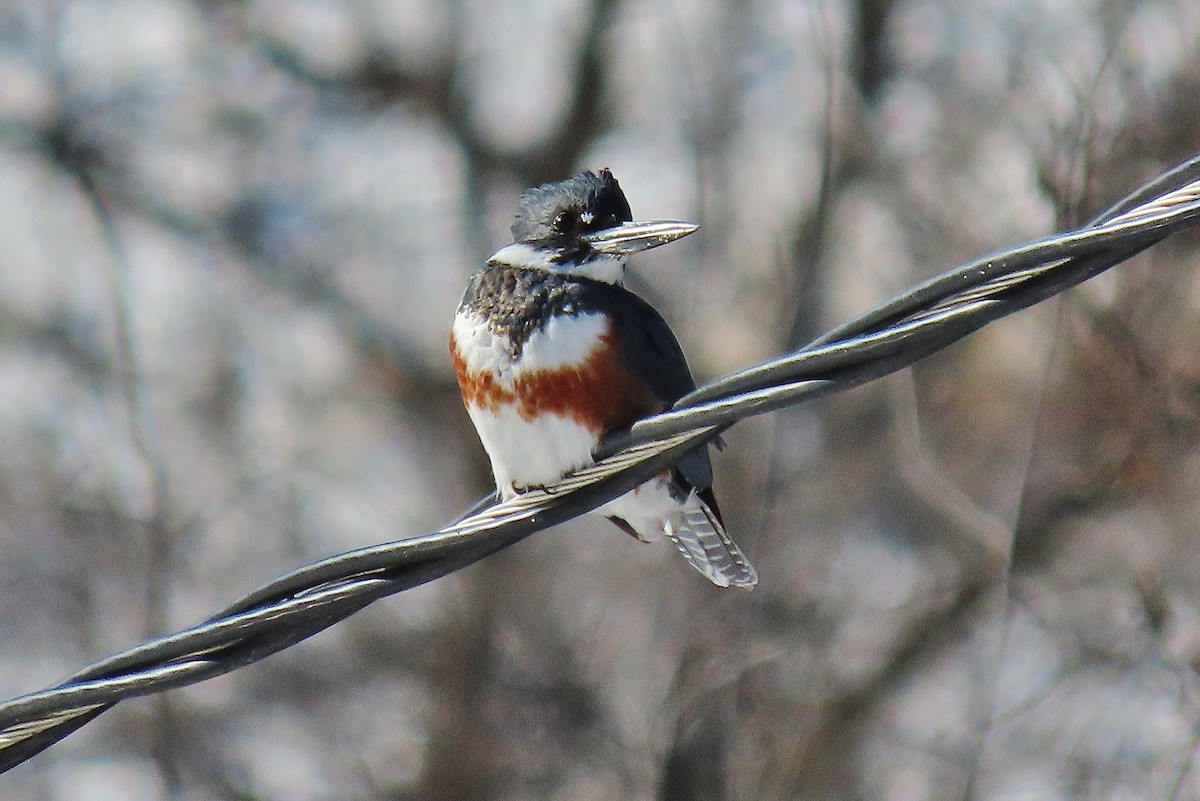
598 285 713 491
593 283 757 589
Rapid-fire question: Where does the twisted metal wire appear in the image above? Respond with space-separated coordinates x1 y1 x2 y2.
3 154 1200 771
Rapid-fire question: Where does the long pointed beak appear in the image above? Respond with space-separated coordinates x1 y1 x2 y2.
583 220 699 256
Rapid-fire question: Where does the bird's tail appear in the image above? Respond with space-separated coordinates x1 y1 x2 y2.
665 493 758 589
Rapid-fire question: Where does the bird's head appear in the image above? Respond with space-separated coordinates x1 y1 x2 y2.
490 169 698 283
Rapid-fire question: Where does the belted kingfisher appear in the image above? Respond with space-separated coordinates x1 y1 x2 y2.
450 169 757 588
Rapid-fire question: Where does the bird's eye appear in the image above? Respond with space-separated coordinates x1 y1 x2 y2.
552 210 577 234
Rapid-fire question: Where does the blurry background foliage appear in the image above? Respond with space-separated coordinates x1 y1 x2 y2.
2 1 1200 799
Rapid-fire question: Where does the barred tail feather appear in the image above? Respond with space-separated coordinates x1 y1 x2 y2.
665 495 758 589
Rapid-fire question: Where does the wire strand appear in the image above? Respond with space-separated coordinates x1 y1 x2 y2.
3 157 1200 771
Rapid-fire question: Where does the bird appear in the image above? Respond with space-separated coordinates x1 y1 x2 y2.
450 168 757 589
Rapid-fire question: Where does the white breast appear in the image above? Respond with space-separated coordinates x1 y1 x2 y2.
453 309 610 494
453 306 693 545
451 308 608 385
